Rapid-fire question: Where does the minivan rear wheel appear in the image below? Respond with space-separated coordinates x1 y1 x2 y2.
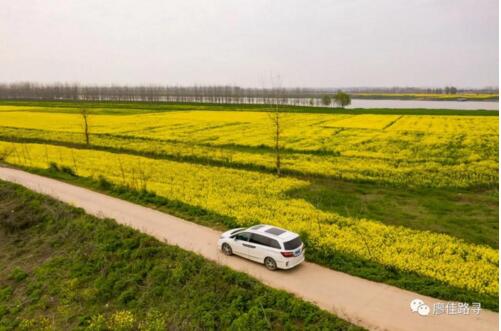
222 243 233 256
264 257 277 271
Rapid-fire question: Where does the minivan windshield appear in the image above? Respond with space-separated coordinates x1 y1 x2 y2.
284 237 302 250
230 228 244 235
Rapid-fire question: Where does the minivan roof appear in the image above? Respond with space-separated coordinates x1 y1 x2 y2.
248 224 298 242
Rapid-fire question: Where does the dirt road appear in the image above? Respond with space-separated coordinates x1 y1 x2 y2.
0 167 497 331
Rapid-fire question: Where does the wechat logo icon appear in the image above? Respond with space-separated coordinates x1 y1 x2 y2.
410 299 430 316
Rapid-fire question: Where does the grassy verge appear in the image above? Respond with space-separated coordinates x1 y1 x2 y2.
0 179 362 331
0 100 498 116
7 164 497 310
285 177 498 248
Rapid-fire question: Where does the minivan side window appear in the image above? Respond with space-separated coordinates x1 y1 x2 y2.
250 233 281 249
267 238 281 249
269 239 281 249
235 232 251 241
249 233 266 246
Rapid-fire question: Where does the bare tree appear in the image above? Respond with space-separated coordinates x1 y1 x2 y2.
117 157 128 187
80 108 90 145
267 75 285 176
136 159 151 191
71 150 79 174
269 109 282 176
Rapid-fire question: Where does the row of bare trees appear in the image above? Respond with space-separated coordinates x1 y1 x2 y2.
1 83 496 104
0 82 343 102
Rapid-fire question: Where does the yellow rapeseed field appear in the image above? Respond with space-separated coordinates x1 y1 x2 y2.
0 141 498 296
0 110 497 188
0 106 498 301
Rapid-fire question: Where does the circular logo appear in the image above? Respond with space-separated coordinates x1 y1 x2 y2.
410 299 424 312
418 304 431 316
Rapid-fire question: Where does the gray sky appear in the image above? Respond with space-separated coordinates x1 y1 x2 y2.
1 0 498 88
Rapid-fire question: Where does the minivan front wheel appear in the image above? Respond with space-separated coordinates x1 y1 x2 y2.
222 243 233 256
264 257 277 271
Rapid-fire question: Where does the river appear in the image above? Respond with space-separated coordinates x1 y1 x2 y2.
140 96 499 110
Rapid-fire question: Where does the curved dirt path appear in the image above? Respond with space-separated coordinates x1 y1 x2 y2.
0 167 497 331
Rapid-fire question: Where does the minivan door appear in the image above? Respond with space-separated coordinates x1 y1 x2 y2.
247 233 272 262
232 232 251 257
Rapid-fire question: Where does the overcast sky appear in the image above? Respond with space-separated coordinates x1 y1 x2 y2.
1 0 498 88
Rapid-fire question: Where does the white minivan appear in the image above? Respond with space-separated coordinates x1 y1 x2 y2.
218 224 305 270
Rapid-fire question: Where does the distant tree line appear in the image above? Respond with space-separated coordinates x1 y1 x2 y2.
0 82 347 105
0 83 496 105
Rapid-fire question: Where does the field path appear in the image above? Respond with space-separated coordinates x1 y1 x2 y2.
0 167 497 331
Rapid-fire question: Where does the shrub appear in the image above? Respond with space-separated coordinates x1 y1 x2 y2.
107 310 135 331
9 268 28 282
